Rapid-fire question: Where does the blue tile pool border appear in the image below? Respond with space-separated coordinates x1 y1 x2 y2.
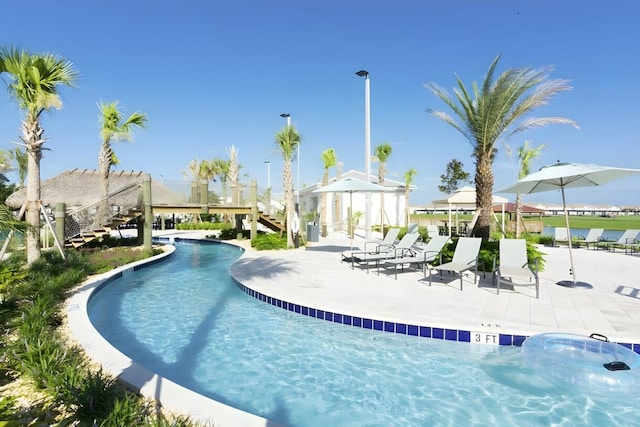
153 237 640 354
233 279 640 354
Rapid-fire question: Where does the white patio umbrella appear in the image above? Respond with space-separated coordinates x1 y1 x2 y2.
313 177 388 248
498 162 640 288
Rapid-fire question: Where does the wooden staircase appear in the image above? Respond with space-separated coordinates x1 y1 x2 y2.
65 208 143 248
258 211 285 233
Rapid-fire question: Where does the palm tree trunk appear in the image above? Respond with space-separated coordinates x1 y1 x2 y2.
405 187 410 226
24 118 43 265
283 160 294 247
473 156 494 239
94 143 111 228
515 193 523 237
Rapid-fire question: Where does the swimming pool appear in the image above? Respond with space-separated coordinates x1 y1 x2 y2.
87 240 640 426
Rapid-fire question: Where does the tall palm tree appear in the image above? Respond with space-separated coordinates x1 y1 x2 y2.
0 47 78 264
373 143 393 232
403 168 417 226
425 55 578 238
227 145 240 205
275 125 301 248
514 141 545 237
210 157 230 205
319 148 337 237
95 100 147 227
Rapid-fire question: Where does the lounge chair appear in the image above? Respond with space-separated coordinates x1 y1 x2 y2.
341 228 400 261
380 235 450 279
492 239 539 298
605 229 640 254
552 227 570 247
407 223 419 234
426 224 439 239
428 237 482 290
578 228 604 250
350 232 420 273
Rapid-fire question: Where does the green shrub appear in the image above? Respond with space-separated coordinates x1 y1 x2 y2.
0 396 17 419
9 334 81 390
176 222 232 231
55 366 123 424
99 394 149 427
0 264 27 303
218 228 252 240
433 237 545 273
251 233 287 250
83 247 162 275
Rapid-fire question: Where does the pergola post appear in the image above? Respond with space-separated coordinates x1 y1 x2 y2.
142 174 152 251
250 180 258 240
55 202 66 246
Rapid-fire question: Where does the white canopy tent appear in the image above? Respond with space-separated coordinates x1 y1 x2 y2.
432 186 508 236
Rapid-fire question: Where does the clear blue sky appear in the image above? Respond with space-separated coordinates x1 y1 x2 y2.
1 0 639 206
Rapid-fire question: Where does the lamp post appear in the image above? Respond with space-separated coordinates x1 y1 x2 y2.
356 69 372 239
264 160 271 189
264 160 271 215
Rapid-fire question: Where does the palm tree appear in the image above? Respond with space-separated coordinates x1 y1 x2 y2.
403 168 417 226
0 47 78 264
319 148 337 237
95 100 147 227
514 141 545 237
373 143 393 232
275 125 301 248
227 145 240 205
210 157 230 205
425 55 578 238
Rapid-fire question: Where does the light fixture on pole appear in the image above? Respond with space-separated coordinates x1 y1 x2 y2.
355 69 372 240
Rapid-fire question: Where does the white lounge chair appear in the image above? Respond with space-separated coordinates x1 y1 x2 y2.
351 232 420 273
578 228 604 250
428 237 482 290
426 224 439 239
606 229 640 254
341 228 400 261
552 227 570 247
381 235 450 279
492 239 539 298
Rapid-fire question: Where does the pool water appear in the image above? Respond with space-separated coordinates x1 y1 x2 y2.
88 241 640 426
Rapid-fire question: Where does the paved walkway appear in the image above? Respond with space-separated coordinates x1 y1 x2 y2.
229 231 640 346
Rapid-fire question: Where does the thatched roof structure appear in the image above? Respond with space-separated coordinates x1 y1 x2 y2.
6 169 187 209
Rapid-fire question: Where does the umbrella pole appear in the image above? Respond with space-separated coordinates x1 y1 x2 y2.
349 192 353 249
561 187 577 282
556 187 592 289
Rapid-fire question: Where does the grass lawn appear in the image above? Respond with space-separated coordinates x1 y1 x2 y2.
412 213 640 231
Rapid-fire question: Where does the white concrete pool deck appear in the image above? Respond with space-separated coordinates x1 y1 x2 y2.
67 229 640 427
229 231 640 345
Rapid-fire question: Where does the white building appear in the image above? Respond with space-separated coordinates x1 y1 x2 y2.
298 170 416 231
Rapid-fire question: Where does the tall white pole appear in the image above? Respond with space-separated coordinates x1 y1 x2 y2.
264 160 271 189
361 72 372 240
